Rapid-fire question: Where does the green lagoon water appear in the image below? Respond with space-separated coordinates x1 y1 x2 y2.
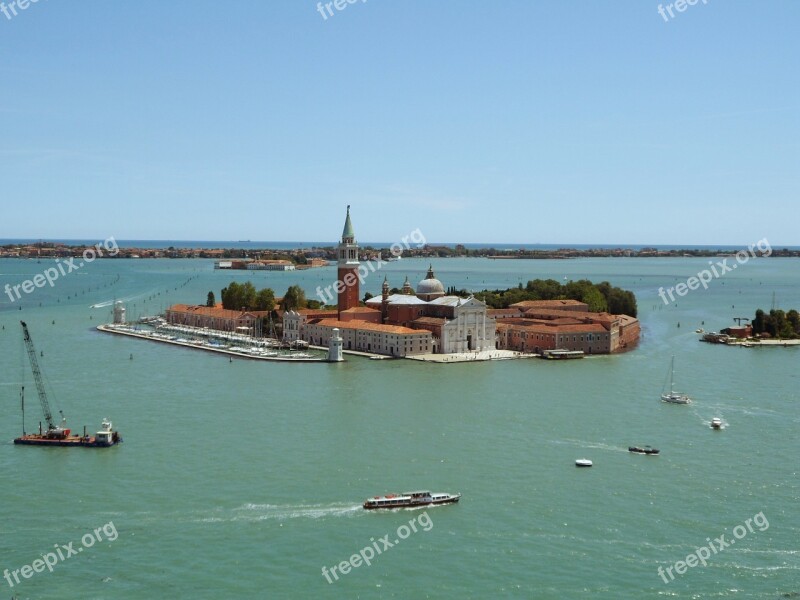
1 256 798 599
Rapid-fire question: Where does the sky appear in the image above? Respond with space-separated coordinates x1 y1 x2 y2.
0 0 798 245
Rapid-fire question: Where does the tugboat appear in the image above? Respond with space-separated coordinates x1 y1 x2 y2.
13 322 122 448
363 490 461 510
628 445 660 455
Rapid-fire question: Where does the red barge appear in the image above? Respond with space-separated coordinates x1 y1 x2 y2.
15 419 121 447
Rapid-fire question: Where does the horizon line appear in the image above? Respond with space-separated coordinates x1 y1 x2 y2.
0 238 796 248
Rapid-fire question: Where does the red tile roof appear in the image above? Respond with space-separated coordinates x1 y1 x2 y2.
295 308 337 318
307 319 427 335
410 317 447 326
523 308 616 323
510 299 588 309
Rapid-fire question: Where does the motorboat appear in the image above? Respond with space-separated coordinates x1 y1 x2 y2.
575 459 593 467
629 446 660 455
711 417 723 430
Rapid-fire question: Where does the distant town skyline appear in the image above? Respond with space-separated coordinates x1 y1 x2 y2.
1 2 798 244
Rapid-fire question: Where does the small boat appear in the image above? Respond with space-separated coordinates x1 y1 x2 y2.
363 490 461 510
575 459 593 467
629 445 660 455
711 417 723 430
661 355 692 404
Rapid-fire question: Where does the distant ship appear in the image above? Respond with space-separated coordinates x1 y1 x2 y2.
363 490 461 510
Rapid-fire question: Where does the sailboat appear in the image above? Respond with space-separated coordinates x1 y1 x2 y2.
661 355 691 404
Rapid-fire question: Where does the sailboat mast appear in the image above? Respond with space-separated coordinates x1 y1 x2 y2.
670 356 675 393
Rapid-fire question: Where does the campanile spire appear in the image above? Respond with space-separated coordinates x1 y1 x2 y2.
337 205 360 316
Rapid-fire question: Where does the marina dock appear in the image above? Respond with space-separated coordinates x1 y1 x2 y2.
97 324 328 362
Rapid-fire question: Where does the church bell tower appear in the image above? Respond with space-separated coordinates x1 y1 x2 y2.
337 205 360 317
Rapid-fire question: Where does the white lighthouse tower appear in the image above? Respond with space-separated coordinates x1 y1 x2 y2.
327 328 344 362
113 300 126 324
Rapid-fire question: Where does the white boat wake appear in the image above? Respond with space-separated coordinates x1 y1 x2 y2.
90 293 147 309
550 438 628 453
194 502 363 523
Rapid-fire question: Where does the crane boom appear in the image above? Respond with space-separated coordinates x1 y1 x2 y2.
20 321 63 434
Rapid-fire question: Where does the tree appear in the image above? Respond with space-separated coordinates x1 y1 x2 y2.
363 292 374 302
753 309 766 334
254 288 276 312
206 291 216 307
526 278 562 300
606 288 637 317
220 283 233 309
283 285 307 311
769 309 795 339
221 281 257 311
581 287 608 313
787 309 800 336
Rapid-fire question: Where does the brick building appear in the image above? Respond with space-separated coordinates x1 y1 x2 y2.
493 302 640 354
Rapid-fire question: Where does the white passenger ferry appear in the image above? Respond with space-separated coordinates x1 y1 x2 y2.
363 490 461 510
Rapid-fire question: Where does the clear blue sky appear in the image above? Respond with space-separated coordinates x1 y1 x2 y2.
1 0 797 245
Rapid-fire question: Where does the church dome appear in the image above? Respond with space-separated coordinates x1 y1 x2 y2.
416 265 445 300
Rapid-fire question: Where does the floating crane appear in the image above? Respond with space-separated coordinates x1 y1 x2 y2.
20 320 68 439
15 321 122 447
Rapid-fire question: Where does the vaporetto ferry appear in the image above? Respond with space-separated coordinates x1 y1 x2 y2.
363 490 461 510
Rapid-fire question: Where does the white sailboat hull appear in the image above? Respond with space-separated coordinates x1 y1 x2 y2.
661 392 691 404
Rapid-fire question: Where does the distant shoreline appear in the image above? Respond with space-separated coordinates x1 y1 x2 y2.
2 239 799 251
2 242 799 260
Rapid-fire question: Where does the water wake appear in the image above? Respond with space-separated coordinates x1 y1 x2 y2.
550 438 628 453
195 502 362 523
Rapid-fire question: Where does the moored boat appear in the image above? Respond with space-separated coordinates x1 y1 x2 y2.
543 349 585 360
363 490 461 510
